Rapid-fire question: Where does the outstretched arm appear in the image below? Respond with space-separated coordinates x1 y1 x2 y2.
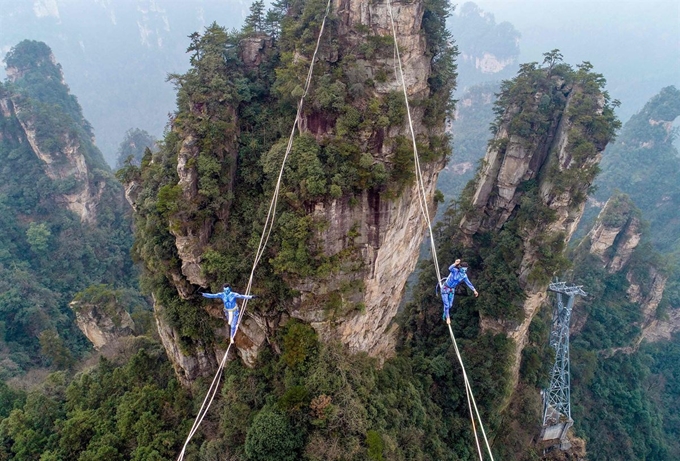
233 293 254 300
463 277 479 297
201 292 222 299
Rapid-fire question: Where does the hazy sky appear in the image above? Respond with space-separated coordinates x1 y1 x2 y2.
468 0 680 119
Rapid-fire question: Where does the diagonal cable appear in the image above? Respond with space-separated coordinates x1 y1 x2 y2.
385 0 495 458
177 1 332 458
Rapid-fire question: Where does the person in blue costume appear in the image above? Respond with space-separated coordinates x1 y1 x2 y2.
440 259 478 324
201 284 255 343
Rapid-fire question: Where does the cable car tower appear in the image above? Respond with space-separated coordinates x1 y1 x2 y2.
540 280 586 450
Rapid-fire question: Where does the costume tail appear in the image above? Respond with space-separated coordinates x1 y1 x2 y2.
436 277 447 295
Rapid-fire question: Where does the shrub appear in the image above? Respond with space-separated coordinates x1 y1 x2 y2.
245 408 302 461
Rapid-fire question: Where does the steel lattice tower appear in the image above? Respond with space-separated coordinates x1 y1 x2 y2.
540 280 586 449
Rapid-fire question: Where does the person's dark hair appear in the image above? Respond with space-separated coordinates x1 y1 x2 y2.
223 284 231 290
460 262 469 268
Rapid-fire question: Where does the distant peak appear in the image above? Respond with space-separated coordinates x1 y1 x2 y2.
4 40 61 83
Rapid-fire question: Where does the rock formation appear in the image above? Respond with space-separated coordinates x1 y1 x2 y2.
642 308 680 342
71 299 136 350
460 84 604 243
457 60 620 395
124 0 452 382
584 194 679 351
166 36 270 291
584 194 642 273
291 162 440 357
284 0 443 357
1 41 109 224
335 0 430 97
11 102 106 223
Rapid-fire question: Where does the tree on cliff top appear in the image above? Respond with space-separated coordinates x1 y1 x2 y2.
244 0 267 34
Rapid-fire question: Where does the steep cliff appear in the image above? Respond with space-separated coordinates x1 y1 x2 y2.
0 40 139 377
285 0 445 357
456 56 619 393
398 54 620 460
584 193 642 273
577 193 674 353
567 190 680 459
123 0 455 382
2 41 110 224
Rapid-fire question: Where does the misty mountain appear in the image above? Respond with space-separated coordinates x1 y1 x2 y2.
4 1 676 165
0 0 249 165
0 40 144 377
0 1 678 460
447 2 520 89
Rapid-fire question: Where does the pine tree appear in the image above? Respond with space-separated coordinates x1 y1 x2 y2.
264 9 281 38
265 0 290 38
244 0 266 34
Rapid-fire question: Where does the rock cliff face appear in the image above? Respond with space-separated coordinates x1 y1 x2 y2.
628 267 667 326
172 132 230 289
642 308 680 342
584 194 679 350
129 0 451 382
153 295 221 387
1 44 107 223
461 87 578 368
71 299 137 350
457 62 619 394
585 195 642 273
588 217 641 272
335 0 430 97
291 162 440 357
16 114 105 223
285 0 442 357
460 84 600 242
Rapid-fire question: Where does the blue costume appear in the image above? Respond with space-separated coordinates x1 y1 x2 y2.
201 286 254 340
439 263 477 321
